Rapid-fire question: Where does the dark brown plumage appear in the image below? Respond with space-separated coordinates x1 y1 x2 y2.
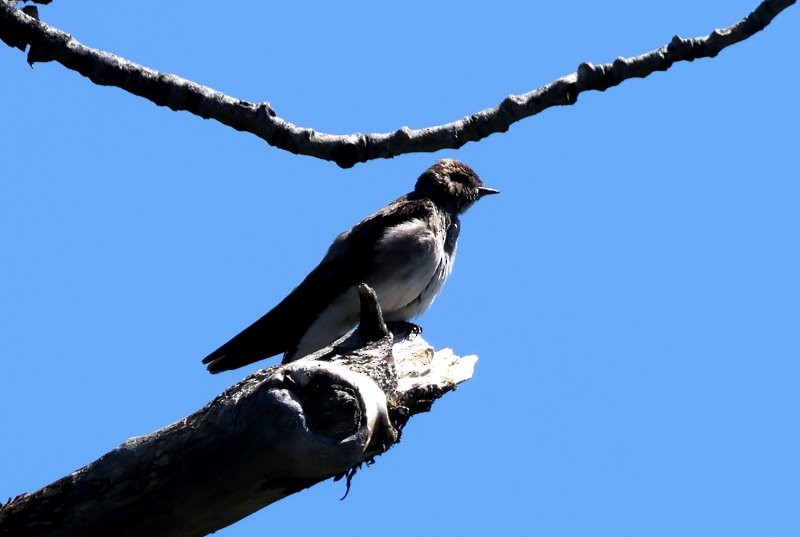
202 159 498 373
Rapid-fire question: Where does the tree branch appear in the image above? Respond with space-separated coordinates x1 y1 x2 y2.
0 1 793 168
0 285 477 537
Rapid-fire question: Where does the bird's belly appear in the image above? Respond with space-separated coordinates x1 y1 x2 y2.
292 251 452 360
379 255 452 320
291 215 455 360
368 215 453 319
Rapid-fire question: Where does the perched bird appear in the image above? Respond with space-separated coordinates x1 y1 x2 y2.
202 159 498 373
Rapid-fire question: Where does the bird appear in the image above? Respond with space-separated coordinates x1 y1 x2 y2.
202 159 499 373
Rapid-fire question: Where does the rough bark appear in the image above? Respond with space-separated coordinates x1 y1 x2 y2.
0 0 793 168
0 285 477 537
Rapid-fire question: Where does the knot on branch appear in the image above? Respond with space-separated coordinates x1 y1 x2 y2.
331 135 367 169
577 61 605 90
282 372 362 440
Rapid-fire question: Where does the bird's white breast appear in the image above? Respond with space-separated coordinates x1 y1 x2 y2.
370 215 454 320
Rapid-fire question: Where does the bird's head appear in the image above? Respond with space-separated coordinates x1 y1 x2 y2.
413 159 499 213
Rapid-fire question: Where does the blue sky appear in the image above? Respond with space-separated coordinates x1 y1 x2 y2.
1 2 798 536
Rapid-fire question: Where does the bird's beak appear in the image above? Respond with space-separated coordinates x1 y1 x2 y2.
477 186 500 198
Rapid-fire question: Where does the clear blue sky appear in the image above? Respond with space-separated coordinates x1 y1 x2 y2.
2 2 798 536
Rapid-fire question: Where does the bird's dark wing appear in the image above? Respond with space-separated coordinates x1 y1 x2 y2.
202 196 435 373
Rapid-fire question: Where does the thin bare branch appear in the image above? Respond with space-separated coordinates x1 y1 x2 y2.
0 1 793 168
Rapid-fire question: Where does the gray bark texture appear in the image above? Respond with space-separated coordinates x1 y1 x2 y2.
0 286 477 537
0 0 794 167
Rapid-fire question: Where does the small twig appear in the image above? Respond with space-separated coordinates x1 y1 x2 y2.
355 283 390 342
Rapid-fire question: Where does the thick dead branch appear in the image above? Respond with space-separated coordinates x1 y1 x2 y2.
0 286 477 537
0 1 793 168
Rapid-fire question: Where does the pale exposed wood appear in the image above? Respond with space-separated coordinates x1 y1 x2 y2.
0 287 477 537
